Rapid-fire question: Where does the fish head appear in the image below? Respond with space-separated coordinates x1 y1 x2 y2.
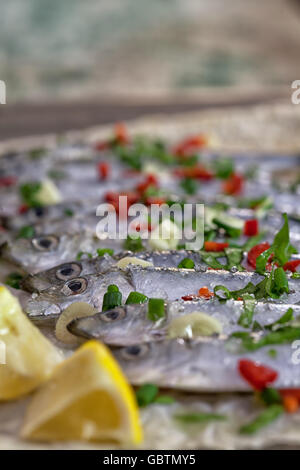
68 303 166 346
25 269 133 318
0 232 100 273
21 254 116 292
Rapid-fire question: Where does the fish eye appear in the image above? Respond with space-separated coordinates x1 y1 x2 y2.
100 307 126 323
56 263 82 281
32 235 58 252
33 206 46 217
61 277 88 296
121 344 150 360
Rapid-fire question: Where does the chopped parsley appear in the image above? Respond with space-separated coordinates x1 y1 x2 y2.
175 412 226 424
5 272 23 289
177 257 195 269
76 251 93 260
136 384 174 407
240 404 283 434
17 225 35 239
123 235 144 252
148 298 165 322
19 182 42 207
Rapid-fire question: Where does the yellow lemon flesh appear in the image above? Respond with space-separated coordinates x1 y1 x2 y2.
21 340 143 445
0 286 62 400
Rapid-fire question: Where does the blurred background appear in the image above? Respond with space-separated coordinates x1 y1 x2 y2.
0 0 299 137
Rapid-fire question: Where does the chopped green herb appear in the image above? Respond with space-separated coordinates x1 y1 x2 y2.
214 157 234 179
48 170 66 180
231 326 300 351
260 387 281 406
252 320 263 332
214 285 231 301
17 225 35 239
213 217 242 239
136 383 174 407
260 387 282 405
238 294 256 328
96 248 114 257
180 177 197 195
265 307 294 331
19 182 42 207
240 404 283 434
292 272 300 279
102 284 122 312
258 214 298 270
175 412 226 424
224 247 243 270
64 208 74 217
76 251 93 260
268 349 278 359
125 291 148 304
5 272 23 289
154 395 175 405
256 247 273 275
123 235 144 252
177 257 195 269
136 384 158 407
148 298 165 322
29 148 46 160
201 253 225 270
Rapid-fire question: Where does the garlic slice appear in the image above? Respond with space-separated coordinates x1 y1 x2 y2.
55 302 97 345
116 256 153 270
167 311 222 339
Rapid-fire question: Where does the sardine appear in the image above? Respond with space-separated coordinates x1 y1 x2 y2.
0 231 118 274
69 298 300 346
21 254 116 292
24 265 300 319
22 250 206 293
113 338 300 392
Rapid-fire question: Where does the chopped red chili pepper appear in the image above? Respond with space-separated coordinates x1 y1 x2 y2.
204 241 229 252
280 389 300 400
244 219 258 237
181 294 198 301
173 135 207 157
283 259 300 273
145 196 166 206
136 174 158 194
173 165 214 181
98 162 110 181
238 359 278 391
130 220 152 233
282 395 299 413
105 191 139 216
18 204 29 215
95 123 129 151
0 176 17 187
114 123 129 146
198 286 214 299
247 242 271 269
222 173 244 195
280 389 300 413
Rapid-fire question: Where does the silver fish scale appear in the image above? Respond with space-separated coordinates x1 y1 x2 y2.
68 296 300 347
113 338 300 392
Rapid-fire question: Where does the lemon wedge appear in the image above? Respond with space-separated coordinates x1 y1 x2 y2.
21 340 143 445
0 286 62 400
